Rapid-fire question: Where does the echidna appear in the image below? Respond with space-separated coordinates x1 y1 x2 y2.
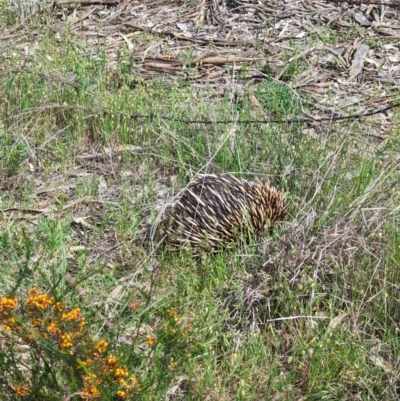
157 174 288 253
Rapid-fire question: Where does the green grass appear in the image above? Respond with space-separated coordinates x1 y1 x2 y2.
1 2 400 400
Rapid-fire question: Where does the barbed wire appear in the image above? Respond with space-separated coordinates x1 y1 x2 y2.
127 101 400 126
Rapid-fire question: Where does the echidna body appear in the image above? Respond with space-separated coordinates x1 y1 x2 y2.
160 174 288 253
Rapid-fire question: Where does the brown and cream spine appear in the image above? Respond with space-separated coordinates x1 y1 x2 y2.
159 174 288 253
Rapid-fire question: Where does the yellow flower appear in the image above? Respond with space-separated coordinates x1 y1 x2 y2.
60 332 74 350
104 355 118 372
167 308 179 323
84 374 102 384
81 385 100 400
76 317 86 335
106 355 117 366
117 375 139 391
168 361 178 371
54 302 64 312
81 359 92 368
0 296 18 315
116 390 127 399
1 317 16 331
62 307 81 321
81 374 102 399
130 375 137 386
146 336 156 346
47 321 61 335
26 289 54 311
94 340 108 354
115 367 129 379
31 318 42 327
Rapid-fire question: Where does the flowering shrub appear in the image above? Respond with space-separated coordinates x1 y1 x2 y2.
0 288 138 399
0 287 193 400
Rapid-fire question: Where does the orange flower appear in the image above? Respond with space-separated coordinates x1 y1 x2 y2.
12 385 30 397
146 336 156 346
129 300 139 309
